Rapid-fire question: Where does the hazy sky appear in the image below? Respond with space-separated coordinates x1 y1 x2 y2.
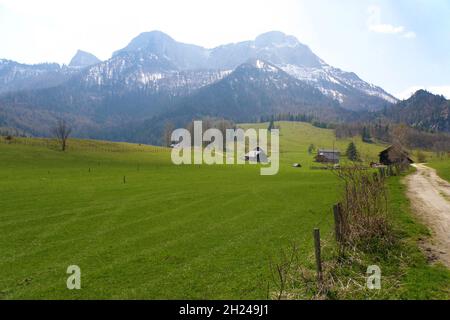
0 0 449 98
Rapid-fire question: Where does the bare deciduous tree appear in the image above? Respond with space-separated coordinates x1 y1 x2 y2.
51 119 72 151
163 121 175 147
390 124 408 147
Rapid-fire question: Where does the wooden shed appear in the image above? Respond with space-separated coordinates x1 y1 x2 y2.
315 149 340 164
379 145 414 166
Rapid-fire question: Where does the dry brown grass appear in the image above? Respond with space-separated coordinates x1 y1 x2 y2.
334 166 395 254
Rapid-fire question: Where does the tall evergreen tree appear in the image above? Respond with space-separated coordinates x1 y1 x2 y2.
362 126 372 143
268 117 275 132
346 142 359 161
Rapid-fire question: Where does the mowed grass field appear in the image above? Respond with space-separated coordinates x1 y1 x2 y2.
0 122 448 299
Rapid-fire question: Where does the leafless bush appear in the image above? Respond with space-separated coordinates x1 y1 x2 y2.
334 166 394 253
51 119 72 151
269 243 321 300
268 241 386 300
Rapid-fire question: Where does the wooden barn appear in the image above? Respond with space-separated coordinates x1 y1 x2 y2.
315 149 340 164
379 145 414 166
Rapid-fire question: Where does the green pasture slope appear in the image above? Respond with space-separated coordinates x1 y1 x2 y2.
0 122 448 299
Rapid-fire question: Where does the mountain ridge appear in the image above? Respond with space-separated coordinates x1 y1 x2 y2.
110 30 396 109
382 90 449 132
0 30 397 109
0 30 421 144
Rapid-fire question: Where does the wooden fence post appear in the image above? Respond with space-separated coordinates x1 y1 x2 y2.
333 203 342 243
373 172 379 182
313 228 323 284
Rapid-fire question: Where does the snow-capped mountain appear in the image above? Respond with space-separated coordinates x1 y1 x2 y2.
164 58 342 122
132 58 350 144
0 30 400 143
0 50 101 94
81 51 230 95
0 59 78 94
0 31 396 109
87 30 396 110
212 31 397 108
280 63 397 109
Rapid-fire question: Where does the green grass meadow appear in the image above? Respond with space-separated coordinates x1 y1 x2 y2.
428 158 450 182
0 122 448 299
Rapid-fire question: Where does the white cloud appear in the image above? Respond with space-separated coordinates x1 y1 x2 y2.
367 5 415 39
395 86 450 100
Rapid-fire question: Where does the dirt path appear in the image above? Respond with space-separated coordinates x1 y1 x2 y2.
405 164 450 267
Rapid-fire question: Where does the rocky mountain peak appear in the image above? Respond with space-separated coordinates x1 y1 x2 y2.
69 50 101 68
254 31 299 48
113 31 177 56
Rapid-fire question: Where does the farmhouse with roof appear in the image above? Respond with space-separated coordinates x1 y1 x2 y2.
315 149 340 164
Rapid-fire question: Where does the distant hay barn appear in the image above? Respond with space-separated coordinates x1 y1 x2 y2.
244 147 269 163
379 145 414 166
315 149 340 164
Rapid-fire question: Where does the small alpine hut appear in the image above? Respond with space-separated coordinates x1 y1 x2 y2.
379 145 414 166
315 149 340 164
244 147 269 163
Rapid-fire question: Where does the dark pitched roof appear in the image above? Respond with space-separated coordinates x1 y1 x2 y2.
379 145 413 164
318 149 340 156
379 145 409 156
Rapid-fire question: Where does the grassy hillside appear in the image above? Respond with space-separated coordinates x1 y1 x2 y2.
0 122 448 299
